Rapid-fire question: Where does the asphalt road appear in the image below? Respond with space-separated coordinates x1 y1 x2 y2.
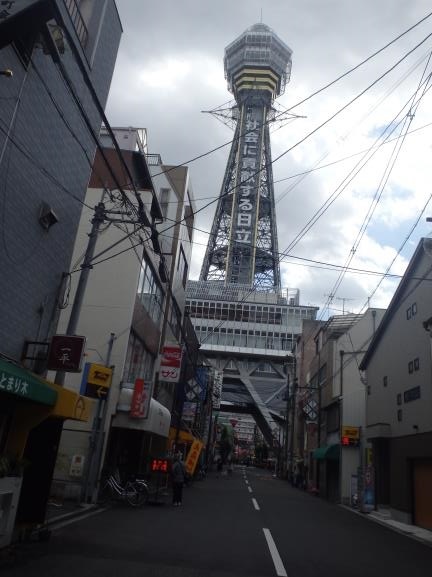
2 466 432 577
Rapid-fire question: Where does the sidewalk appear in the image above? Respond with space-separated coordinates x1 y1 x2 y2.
45 500 98 527
342 505 432 547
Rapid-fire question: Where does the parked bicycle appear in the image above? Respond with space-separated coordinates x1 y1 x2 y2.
98 474 148 507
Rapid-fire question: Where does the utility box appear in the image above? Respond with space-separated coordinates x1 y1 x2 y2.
0 477 23 548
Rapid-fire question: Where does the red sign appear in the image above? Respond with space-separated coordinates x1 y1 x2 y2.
151 459 168 473
130 378 149 418
159 345 182 383
47 335 86 372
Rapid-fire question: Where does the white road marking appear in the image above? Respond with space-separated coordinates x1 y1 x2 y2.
245 479 249 484
252 498 260 510
263 528 288 577
248 486 253 493
49 508 107 531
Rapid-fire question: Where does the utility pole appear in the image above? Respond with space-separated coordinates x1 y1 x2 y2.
55 202 106 386
82 332 116 503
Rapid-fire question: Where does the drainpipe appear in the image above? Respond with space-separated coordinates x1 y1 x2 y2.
339 350 345 504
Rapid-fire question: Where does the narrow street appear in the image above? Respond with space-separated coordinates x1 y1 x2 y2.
2 467 432 577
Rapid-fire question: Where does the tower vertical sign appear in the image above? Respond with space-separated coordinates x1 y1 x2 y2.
234 107 262 246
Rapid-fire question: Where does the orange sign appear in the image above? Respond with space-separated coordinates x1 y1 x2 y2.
185 439 203 476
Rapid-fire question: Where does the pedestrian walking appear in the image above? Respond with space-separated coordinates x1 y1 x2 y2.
171 452 186 506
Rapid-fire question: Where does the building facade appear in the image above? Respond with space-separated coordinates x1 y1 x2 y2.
360 240 432 529
0 0 121 534
50 128 196 501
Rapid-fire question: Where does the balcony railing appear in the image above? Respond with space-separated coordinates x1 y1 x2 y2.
64 0 88 48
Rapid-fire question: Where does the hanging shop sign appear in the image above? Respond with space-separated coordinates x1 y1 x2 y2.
182 401 197 421
130 378 151 419
212 369 223 409
80 362 112 400
47 335 86 372
159 345 182 383
185 439 204 476
195 366 209 401
341 425 360 447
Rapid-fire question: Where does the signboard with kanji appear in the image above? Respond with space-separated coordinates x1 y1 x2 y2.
159 344 182 383
130 378 151 418
47 335 86 372
185 439 204 476
0 358 57 406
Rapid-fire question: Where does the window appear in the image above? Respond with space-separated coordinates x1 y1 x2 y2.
367 385 371 396
407 303 417 319
123 332 155 383
137 256 164 324
159 188 170 219
397 393 402 406
414 358 420 371
397 409 403 422
177 245 189 289
408 361 414 374
404 386 421 403
383 376 388 387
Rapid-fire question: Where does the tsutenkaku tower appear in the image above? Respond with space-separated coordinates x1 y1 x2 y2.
200 23 292 289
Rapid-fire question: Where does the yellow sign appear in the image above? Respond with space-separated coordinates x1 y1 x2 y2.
87 364 112 389
366 448 373 466
185 439 204 476
47 382 93 422
342 426 360 439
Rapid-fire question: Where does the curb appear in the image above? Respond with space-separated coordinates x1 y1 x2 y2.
45 504 100 529
340 505 432 548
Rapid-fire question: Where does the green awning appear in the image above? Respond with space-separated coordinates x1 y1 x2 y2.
0 358 57 406
312 444 340 461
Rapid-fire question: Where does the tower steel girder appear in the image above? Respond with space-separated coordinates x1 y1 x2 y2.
200 103 281 289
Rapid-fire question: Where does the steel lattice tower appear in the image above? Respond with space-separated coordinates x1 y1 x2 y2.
200 24 292 289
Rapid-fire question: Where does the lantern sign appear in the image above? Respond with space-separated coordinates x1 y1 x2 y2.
159 345 182 383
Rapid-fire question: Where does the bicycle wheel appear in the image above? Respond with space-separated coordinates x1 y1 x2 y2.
125 481 147 507
97 481 112 505
134 481 150 506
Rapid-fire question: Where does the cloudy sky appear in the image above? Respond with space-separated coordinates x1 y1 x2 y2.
106 0 432 318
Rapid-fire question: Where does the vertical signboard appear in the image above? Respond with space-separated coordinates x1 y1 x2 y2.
196 366 209 402
185 439 204 476
234 106 262 246
212 369 223 409
130 378 151 418
159 345 182 383
361 465 375 513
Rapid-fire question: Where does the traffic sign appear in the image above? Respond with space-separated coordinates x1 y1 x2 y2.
84 383 108 399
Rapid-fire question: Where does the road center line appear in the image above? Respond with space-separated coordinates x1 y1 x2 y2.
263 528 288 577
252 498 260 510
248 486 253 493
245 479 249 484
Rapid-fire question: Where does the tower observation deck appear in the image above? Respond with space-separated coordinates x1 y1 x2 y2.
200 23 292 289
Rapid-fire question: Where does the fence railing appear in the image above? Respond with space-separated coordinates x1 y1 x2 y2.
64 0 88 48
